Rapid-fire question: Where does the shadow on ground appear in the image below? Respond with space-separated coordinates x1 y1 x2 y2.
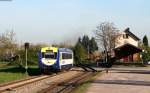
27 67 41 76
92 80 150 86
0 66 41 76
111 69 150 74
0 66 26 73
115 71 150 74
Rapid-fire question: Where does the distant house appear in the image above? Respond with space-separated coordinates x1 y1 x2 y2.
114 28 142 62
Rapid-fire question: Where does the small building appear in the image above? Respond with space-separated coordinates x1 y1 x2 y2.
114 28 142 62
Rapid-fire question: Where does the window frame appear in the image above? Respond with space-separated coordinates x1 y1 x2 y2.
61 52 72 59
123 34 129 39
42 52 57 59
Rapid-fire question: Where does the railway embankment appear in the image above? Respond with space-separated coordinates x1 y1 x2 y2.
0 67 100 93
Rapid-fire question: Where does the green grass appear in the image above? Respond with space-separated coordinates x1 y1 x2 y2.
0 65 40 84
70 72 100 93
0 72 28 83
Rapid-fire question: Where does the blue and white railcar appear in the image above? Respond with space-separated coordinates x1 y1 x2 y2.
38 47 73 72
58 48 73 70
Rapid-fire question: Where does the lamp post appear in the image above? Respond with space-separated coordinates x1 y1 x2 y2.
24 42 29 74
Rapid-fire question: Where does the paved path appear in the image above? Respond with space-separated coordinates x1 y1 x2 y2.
86 68 150 93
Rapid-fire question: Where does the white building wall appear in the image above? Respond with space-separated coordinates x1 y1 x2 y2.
115 32 138 48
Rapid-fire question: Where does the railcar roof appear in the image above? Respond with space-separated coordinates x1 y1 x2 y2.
58 48 73 53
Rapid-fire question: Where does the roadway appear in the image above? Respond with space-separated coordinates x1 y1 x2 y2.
86 66 150 93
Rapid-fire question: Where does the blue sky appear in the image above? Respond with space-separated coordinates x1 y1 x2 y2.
0 0 150 44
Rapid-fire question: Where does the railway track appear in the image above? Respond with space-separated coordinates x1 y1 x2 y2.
0 71 70 93
38 71 98 93
0 75 50 92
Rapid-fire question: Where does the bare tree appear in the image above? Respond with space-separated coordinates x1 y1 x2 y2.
94 22 119 63
0 30 17 61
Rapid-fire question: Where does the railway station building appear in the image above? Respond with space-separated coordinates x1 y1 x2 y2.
114 28 142 62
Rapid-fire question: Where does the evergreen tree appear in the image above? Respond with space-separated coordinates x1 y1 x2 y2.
74 36 98 63
142 47 150 63
143 35 149 47
81 35 90 51
89 37 98 53
142 35 150 63
78 37 82 44
74 40 86 64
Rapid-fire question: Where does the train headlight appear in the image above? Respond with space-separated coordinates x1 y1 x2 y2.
41 58 55 66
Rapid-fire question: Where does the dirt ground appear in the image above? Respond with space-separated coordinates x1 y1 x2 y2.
86 68 150 93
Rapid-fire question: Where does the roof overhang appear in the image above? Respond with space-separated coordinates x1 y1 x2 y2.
114 43 142 59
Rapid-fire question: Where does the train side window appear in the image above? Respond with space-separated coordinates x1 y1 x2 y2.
62 53 72 59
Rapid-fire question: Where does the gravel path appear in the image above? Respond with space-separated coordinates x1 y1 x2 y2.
86 68 150 93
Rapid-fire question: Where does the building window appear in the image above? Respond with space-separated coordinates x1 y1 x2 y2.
123 34 128 39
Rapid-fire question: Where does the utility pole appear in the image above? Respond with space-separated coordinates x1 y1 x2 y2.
24 42 29 74
88 45 89 59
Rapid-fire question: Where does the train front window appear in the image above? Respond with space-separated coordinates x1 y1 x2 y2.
45 53 54 59
42 52 57 59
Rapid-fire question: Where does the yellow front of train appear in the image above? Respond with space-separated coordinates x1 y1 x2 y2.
38 47 58 71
